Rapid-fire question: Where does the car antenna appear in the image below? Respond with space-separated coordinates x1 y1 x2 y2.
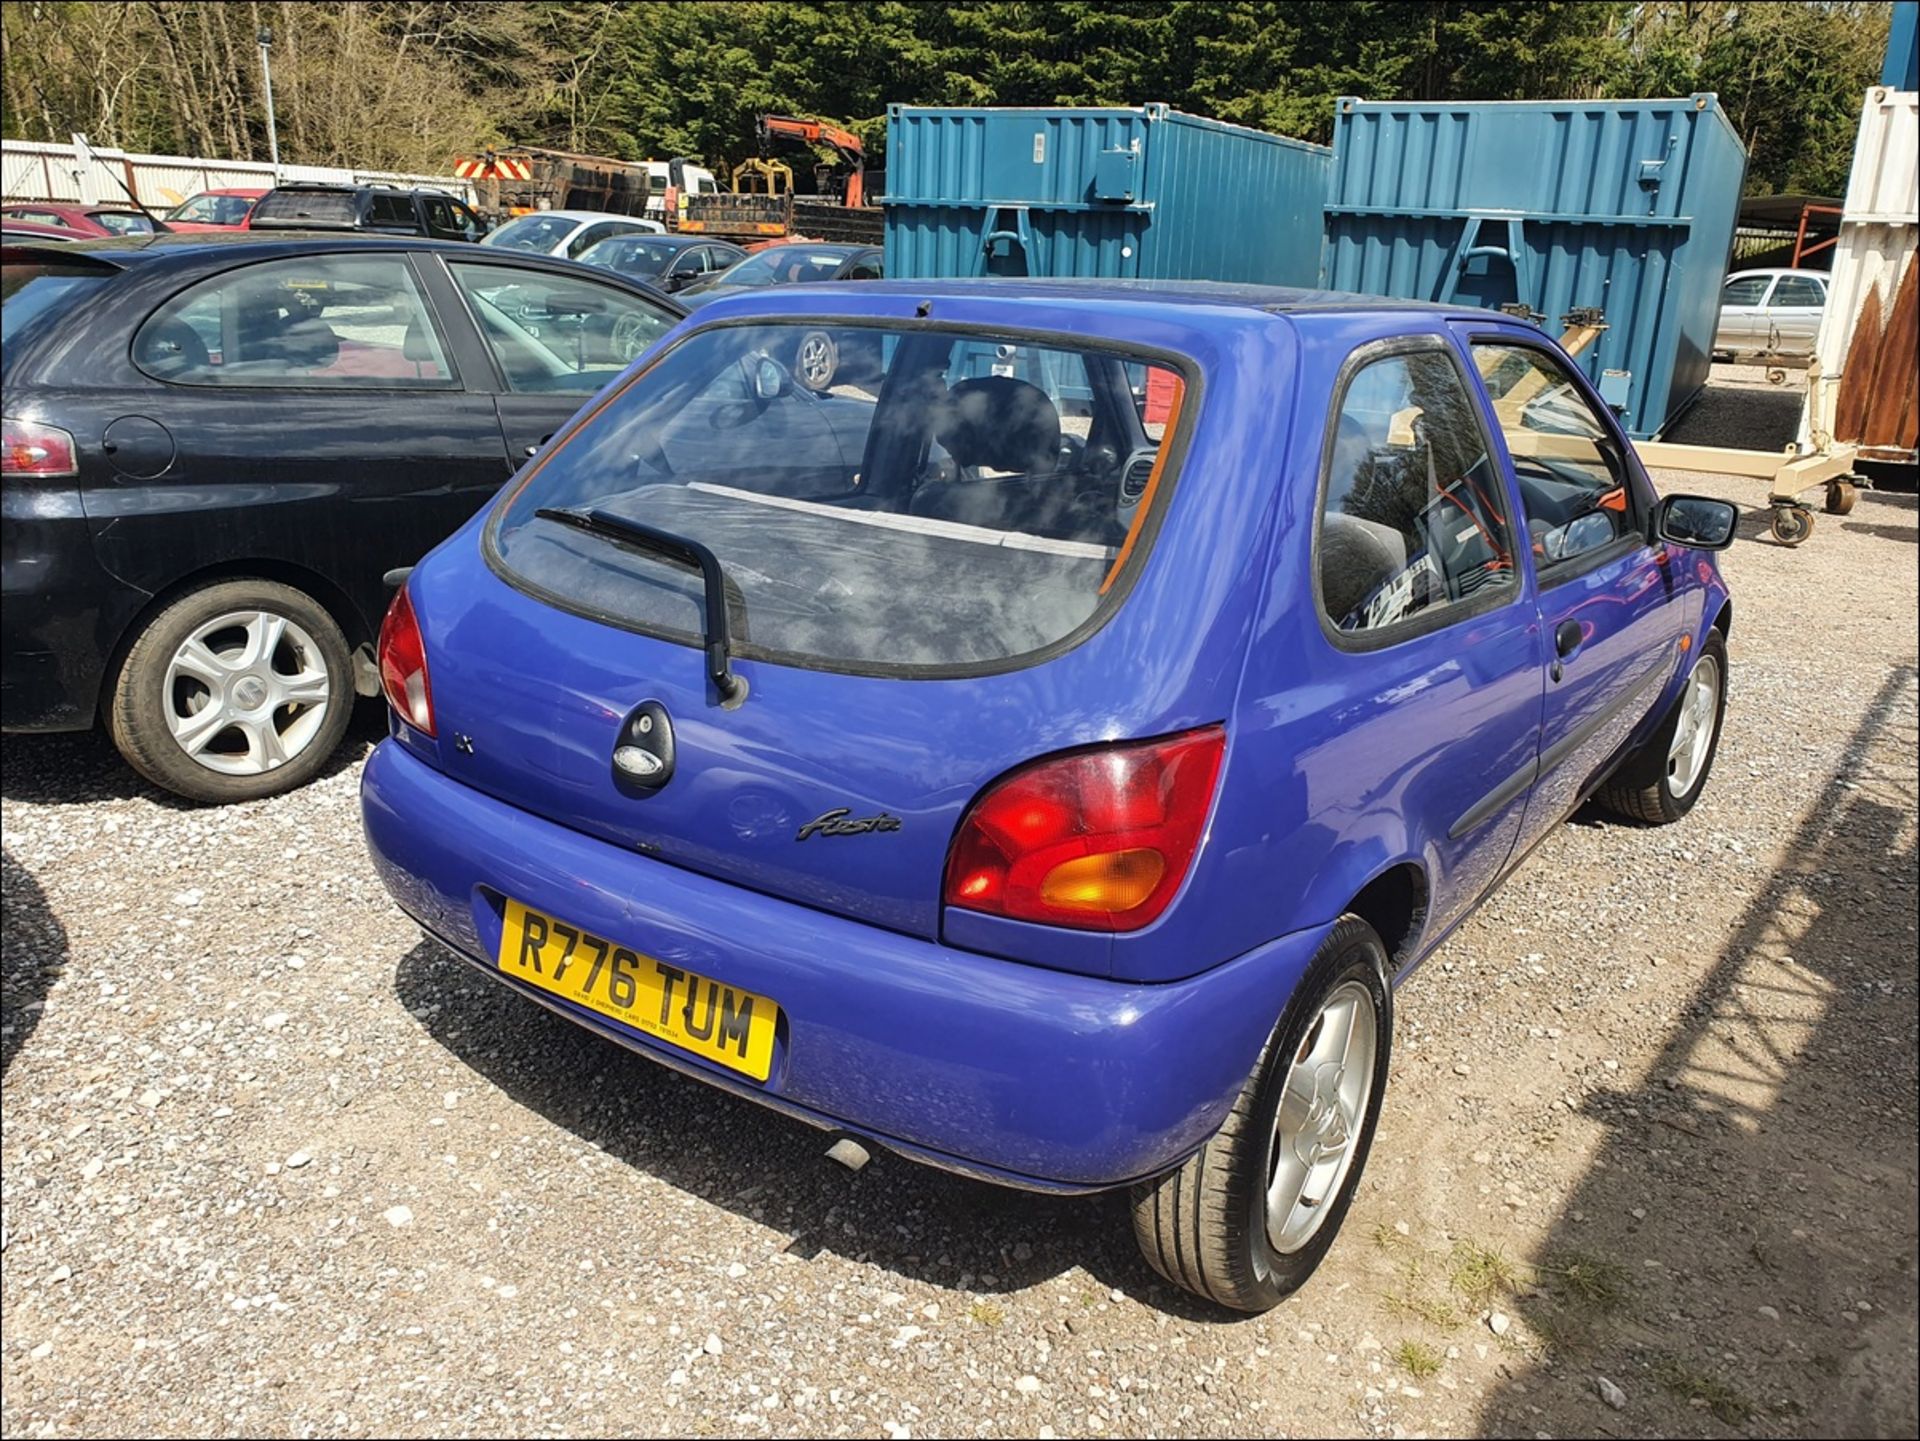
70 131 172 233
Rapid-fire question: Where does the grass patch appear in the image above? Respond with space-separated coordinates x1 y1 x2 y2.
1392 1339 1443 1378
1655 1356 1753 1425
968 1300 1005 1327
1372 1222 1409 1252
1448 1239 1522 1308
1538 1250 1629 1312
1385 1286 1465 1331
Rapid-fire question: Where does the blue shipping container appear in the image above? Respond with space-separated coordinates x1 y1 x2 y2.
1886 0 1918 91
885 104 1330 286
1324 94 1748 439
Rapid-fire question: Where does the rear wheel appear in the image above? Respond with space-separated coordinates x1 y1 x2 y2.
1131 916 1393 1312
108 579 353 804
1594 629 1727 825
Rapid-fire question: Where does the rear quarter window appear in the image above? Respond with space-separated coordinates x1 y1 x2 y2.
488 321 1192 674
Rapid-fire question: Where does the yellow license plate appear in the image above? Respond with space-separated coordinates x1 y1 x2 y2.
497 899 779 1082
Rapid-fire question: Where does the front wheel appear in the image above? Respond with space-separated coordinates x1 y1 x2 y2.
1594 629 1728 825
1131 916 1393 1312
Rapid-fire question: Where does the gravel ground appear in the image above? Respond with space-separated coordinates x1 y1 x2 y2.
4 440 1916 1438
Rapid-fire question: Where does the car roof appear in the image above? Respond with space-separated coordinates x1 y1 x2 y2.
511 210 646 225
754 242 869 256
784 276 1493 316
0 231 651 270
1726 268 1826 280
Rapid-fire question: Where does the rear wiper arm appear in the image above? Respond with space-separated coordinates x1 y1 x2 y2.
535 507 748 707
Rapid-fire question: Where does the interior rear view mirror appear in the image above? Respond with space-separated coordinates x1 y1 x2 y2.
1654 493 1738 550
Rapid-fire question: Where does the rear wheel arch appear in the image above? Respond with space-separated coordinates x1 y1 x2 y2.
1343 862 1430 972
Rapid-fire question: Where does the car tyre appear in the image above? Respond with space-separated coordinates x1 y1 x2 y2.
1131 915 1393 1312
1594 628 1727 825
108 578 354 805
794 330 839 392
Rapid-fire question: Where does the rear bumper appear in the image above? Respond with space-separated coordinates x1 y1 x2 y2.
1 483 133 732
361 740 1328 1192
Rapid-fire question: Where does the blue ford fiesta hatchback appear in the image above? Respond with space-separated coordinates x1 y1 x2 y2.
362 281 1737 1311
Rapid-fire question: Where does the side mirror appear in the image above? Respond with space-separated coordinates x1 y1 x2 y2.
1654 494 1738 551
748 353 790 402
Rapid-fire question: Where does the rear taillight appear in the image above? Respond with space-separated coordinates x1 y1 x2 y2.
1 417 77 478
377 584 435 736
944 726 1225 933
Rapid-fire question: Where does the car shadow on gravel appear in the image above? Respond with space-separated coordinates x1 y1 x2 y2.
1 847 66 1075
392 938 1233 1318
1474 664 1920 1438
0 701 387 807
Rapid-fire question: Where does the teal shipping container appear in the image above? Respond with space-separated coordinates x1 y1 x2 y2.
884 104 1331 286
1324 95 1748 438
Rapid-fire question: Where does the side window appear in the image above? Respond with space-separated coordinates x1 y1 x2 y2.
566 224 610 259
424 197 457 235
367 192 415 230
1721 276 1769 306
132 253 456 388
1471 342 1636 575
1772 275 1824 308
448 260 676 393
1318 347 1516 636
451 201 483 240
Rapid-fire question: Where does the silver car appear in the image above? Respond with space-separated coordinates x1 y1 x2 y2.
1714 268 1828 362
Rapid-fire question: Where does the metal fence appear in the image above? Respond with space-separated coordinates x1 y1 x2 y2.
1 139 475 210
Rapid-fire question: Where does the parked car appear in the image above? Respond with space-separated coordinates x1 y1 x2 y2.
575 233 748 293
2 220 76 243
676 241 882 305
360 280 1738 1313
479 209 665 260
1714 268 1828 362
677 242 884 389
0 202 164 237
1 233 683 802
161 187 269 232
248 183 486 242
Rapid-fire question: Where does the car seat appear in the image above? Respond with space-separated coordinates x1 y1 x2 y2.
908 376 1065 531
136 318 211 379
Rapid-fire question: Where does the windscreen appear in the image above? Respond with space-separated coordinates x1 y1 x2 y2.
482 214 578 252
490 322 1190 672
580 237 675 276
167 194 254 225
711 249 846 288
252 190 357 227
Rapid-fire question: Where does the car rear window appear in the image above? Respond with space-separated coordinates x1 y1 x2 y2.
488 321 1191 674
252 190 358 227
1 260 114 352
482 214 579 252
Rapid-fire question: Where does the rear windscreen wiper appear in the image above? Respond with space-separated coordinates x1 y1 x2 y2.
535 507 748 707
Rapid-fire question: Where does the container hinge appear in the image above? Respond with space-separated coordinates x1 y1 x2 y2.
1497 302 1545 325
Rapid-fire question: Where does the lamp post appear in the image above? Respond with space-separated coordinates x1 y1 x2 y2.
257 25 280 175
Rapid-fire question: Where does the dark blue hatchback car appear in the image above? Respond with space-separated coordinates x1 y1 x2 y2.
361 281 1737 1311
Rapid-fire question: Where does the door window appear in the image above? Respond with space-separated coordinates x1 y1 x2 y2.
132 253 456 387
1471 342 1637 575
367 192 417 230
1771 275 1825 307
448 260 676 392
449 201 484 241
1317 346 1516 636
1720 276 1769 306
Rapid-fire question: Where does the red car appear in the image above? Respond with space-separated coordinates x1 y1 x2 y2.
162 187 269 232
0 202 162 237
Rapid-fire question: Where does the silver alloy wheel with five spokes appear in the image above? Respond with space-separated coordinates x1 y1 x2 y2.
1267 979 1379 1254
796 330 837 389
163 610 332 776
1666 653 1721 799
